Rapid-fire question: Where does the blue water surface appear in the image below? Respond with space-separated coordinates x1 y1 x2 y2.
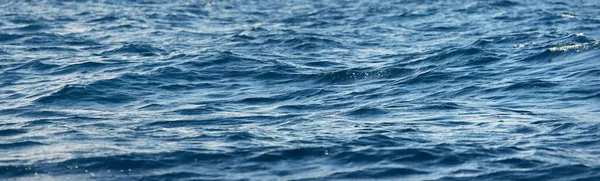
1 0 600 180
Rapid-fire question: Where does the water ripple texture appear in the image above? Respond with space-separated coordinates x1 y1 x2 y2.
1 0 600 180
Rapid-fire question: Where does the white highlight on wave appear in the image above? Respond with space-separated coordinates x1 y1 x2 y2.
549 40 600 52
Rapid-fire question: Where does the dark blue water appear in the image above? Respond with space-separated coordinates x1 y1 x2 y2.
1 0 600 180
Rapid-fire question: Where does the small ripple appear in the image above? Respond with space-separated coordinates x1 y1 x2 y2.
345 107 390 117
21 33 72 46
399 69 450 85
415 102 463 111
11 59 60 72
326 167 429 179
26 46 79 52
247 147 324 162
493 157 545 169
35 84 137 106
141 172 214 180
181 51 268 69
225 132 256 142
14 24 50 32
52 61 114 74
174 105 222 115
0 33 24 42
0 129 27 137
502 79 559 91
490 0 520 7
307 67 404 85
87 15 120 23
0 141 45 149
353 135 402 147
101 44 167 56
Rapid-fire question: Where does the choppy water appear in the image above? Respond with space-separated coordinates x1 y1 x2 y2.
1 0 600 180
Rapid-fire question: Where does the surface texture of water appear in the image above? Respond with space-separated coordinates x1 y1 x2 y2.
1 0 600 180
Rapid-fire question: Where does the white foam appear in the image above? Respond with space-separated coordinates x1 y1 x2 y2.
549 41 600 52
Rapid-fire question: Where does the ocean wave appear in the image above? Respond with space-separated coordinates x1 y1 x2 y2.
2 0 600 180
